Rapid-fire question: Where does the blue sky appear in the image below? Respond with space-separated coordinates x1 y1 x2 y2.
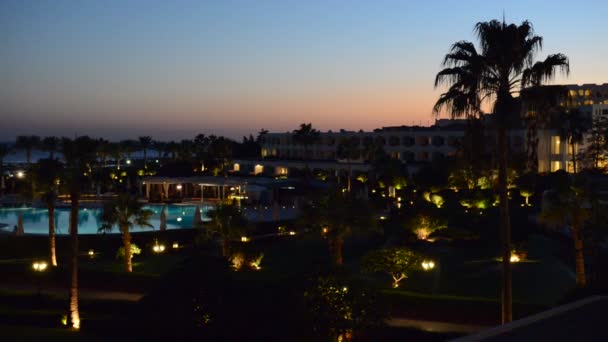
1 0 607 140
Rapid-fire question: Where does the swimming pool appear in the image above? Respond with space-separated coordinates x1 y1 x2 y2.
0 205 211 235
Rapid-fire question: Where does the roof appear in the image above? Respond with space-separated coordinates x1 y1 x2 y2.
452 296 608 342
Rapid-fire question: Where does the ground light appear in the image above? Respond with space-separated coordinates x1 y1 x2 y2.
88 249 95 258
422 260 435 271
32 261 48 271
510 253 521 263
16 171 25 179
153 241 166 253
172 242 179 249
241 236 250 242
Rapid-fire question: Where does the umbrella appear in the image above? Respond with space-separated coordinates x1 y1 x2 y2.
193 206 202 227
159 205 167 231
16 212 24 236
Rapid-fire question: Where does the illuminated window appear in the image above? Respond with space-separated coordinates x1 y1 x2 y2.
254 164 264 175
551 161 562 172
275 166 288 175
233 163 240 172
551 136 561 154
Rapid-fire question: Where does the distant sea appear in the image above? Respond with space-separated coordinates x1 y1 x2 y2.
0 143 156 165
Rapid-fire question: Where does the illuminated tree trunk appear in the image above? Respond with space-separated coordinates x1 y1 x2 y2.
122 226 132 273
69 191 81 330
572 223 586 287
498 125 513 324
570 139 577 174
48 204 57 266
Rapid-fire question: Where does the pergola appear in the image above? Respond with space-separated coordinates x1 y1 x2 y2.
143 176 249 203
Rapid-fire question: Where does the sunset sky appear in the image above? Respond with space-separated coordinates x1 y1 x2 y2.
2 0 607 141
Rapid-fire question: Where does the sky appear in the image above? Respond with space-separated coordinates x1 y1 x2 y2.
1 0 608 141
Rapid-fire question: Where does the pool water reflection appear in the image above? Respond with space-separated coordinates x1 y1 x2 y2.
0 205 211 235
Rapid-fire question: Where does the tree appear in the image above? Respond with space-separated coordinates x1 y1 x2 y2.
304 276 385 341
580 115 608 170
205 202 247 257
540 176 590 287
558 108 590 173
61 136 98 330
138 136 153 169
433 19 569 323
31 159 63 266
41 136 60 160
100 193 153 272
293 123 320 164
301 191 377 265
520 85 568 172
152 140 166 159
120 139 138 164
0 144 11 195
15 135 40 164
361 247 423 288
337 137 361 192
406 214 448 241
207 137 233 177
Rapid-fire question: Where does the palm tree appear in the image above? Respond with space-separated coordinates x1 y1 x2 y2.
120 139 138 164
108 142 125 170
205 202 247 257
31 159 63 266
152 140 167 160
207 137 233 177
559 108 590 173
520 85 568 172
293 123 320 165
301 191 376 265
15 135 40 164
337 137 361 192
41 136 60 160
433 19 569 323
96 138 112 167
0 144 11 195
100 193 153 272
138 136 153 169
61 136 98 330
165 141 179 160
540 176 590 287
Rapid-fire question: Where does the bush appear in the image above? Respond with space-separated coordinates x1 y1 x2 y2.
116 243 142 260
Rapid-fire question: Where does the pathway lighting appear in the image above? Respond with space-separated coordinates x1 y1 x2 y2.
422 260 435 271
32 261 48 272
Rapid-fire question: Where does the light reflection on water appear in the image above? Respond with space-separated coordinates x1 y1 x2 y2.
0 205 210 235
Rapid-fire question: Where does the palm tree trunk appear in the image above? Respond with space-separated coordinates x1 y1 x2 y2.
143 149 147 169
330 237 344 266
570 140 577 174
498 126 513 324
68 191 81 330
347 162 352 192
222 240 230 257
573 223 586 287
48 203 57 266
122 227 132 272
26 148 31 164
